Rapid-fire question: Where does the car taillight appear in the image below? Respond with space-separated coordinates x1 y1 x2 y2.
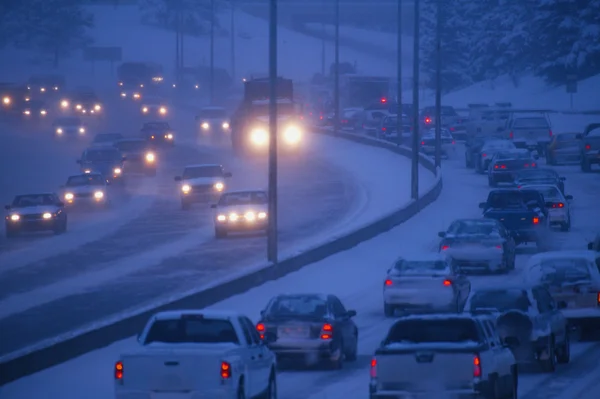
533 217 539 224
320 323 333 340
509 132 513 139
452 140 455 144
421 141 425 145
221 361 231 379
482 153 487 157
531 162 537 167
381 127 387 131
425 117 431 123
443 279 452 286
517 185 521 189
552 202 564 208
370 358 377 378
256 322 265 339
441 245 450 250
597 292 600 306
450 127 455 131
524 163 530 167
384 279 392 286
549 130 553 137
114 361 124 380
494 164 507 169
585 144 591 151
319 115 323 120
473 354 482 378
496 245 502 249
341 119 347 123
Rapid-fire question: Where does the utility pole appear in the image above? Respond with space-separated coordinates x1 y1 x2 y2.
411 0 420 200
434 0 442 168
210 0 215 104
396 0 402 147
230 0 236 82
267 0 278 264
321 23 326 76
175 4 180 84
179 7 184 71
333 0 340 135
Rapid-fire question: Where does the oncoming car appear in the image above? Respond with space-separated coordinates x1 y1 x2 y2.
52 116 86 138
4 193 67 238
175 164 232 210
140 121 174 147
77 147 126 183
195 106 230 134
140 97 168 117
113 138 157 176
211 190 268 238
60 173 111 208
383 253 471 317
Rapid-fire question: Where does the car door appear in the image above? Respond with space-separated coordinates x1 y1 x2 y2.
532 287 566 344
482 320 513 392
240 316 271 393
497 224 514 263
449 260 469 308
237 317 261 397
328 296 356 352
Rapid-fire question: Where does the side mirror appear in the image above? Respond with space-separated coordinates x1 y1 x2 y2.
263 331 277 344
136 333 142 342
76 159 81 164
557 300 568 309
210 204 217 209
224 172 232 178
260 309 265 317
576 133 583 140
478 202 487 209
503 336 520 347
174 176 182 181
346 310 357 318
565 195 573 200
438 231 446 238
4 205 11 210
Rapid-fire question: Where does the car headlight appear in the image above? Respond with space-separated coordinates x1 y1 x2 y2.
119 82 123 86
145 152 155 162
244 211 256 221
284 126 302 144
56 128 63 134
94 191 104 199
222 122 230 129
82 109 87 113
65 193 74 200
229 213 239 221
23 110 30 115
201 122 210 129
25 97 30 102
42 212 52 219
84 169 91 173
140 84 144 88
79 127 85 133
76 104 82 110
94 104 101 111
142 107 148 113
10 214 20 221
40 109 47 115
194 84 199 89
113 168 122 174
217 214 226 222
40 87 46 92
214 182 224 191
53 86 59 91
250 128 268 145
121 92 126 97
2 96 10 105
258 211 267 219
159 107 167 114
133 93 140 99
165 133 173 139
181 184 191 193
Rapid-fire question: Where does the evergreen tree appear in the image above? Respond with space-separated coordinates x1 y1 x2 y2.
139 0 222 36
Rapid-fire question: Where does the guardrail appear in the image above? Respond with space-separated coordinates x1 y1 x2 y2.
0 126 442 386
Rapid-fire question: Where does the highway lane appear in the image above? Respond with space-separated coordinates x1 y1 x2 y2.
0 97 372 360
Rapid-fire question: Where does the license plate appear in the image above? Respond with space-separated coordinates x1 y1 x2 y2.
278 326 309 338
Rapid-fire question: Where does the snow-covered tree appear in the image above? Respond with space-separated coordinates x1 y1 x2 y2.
139 0 222 36
16 0 94 66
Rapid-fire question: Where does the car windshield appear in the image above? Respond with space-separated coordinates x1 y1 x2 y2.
393 259 448 274
144 98 163 105
12 194 56 207
93 134 122 143
266 295 328 318
487 191 539 209
496 151 531 160
84 149 121 162
66 175 105 186
536 258 592 286
469 289 531 312
219 191 267 206
143 122 169 131
183 166 222 179
447 220 499 236
115 140 147 151
199 108 227 118
143 317 239 345
385 319 480 344
513 117 549 129
55 117 81 125
482 141 515 151
588 127 600 137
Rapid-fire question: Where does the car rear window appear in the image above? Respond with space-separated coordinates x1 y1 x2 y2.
144 317 239 344
588 127 600 137
385 319 480 344
469 289 530 312
513 117 549 129
266 295 328 318
393 259 448 274
536 258 592 286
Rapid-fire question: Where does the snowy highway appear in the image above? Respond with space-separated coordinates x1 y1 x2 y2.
2 140 599 398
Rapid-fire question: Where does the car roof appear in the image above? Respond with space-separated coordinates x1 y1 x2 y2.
396 253 448 262
184 163 222 169
394 313 477 322
510 112 548 118
152 310 242 321
528 250 598 263
519 184 561 190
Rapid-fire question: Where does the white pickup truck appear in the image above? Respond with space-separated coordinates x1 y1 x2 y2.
369 314 517 399
114 310 277 399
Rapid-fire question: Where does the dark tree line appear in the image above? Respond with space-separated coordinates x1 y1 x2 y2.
0 0 94 67
139 0 223 36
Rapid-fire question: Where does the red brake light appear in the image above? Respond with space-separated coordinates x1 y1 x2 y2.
585 144 591 150
321 323 333 340
114 361 124 380
322 323 333 331
384 279 393 286
552 202 564 208
517 185 521 189
509 132 513 139
597 292 600 305
524 163 530 167
425 117 431 123
381 97 387 103
381 127 387 131
370 358 377 378
421 141 425 145
549 130 553 137
450 127 455 131
256 322 265 339
319 115 323 120
441 245 450 250
221 361 231 379
482 153 487 157
496 245 502 249
531 162 536 167
473 355 482 378
501 165 506 169
533 217 539 224
452 140 455 145
443 279 452 286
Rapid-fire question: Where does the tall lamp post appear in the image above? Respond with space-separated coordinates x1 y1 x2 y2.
267 0 278 263
411 0 420 200
396 0 403 147
434 0 442 169
333 0 340 135
210 0 215 104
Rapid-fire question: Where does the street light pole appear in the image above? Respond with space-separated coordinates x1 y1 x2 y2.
179 8 184 71
175 5 180 83
267 0 278 263
210 0 215 104
411 0 420 200
333 0 340 135
396 0 402 147
434 0 442 169
230 0 236 82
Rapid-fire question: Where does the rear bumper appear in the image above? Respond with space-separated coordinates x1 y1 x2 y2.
115 387 235 399
513 139 550 149
582 153 600 164
268 338 338 359
384 289 455 309
215 220 268 232
489 171 516 182
450 253 504 272
369 382 490 399
548 209 568 223
510 228 541 243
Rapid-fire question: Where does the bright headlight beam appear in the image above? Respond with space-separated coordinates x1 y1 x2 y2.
65 193 74 200
284 126 302 144
182 184 191 193
113 168 122 174
94 191 104 199
229 213 239 221
217 214 226 222
146 152 155 162
214 182 224 191
250 129 268 145
244 211 256 221
10 214 20 221
201 122 210 129
42 212 52 219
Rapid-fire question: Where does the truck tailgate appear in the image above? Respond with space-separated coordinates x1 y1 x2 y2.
119 343 237 392
512 128 549 143
484 210 537 229
376 345 479 391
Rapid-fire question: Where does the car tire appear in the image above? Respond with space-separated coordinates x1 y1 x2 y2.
560 219 570 232
557 335 570 364
384 303 395 317
345 332 358 362
237 379 246 399
540 338 557 373
329 341 344 370
265 371 277 399
508 368 519 399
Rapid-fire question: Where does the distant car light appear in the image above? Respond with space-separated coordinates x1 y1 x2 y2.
250 128 268 145
159 107 167 114
222 122 230 129
76 104 82 110
94 104 101 111
244 211 256 221
2 97 10 105
181 184 191 193
61 100 69 108
40 87 46 92
194 84 199 89
142 107 148 113
229 213 239 221
79 127 85 133
113 168 122 174
201 122 210 130
40 109 47 115
56 128 63 134
258 211 267 219
217 214 226 222
145 152 155 162
23 110 31 115
120 92 126 97
65 193 74 201
118 82 123 86
10 214 20 221
84 169 91 173
94 191 104 199
133 93 140 99
42 212 52 219
166 133 173 139
53 86 59 91
214 182 224 191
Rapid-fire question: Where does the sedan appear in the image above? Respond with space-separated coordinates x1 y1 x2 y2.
488 149 538 186
439 218 516 273
519 184 573 231
546 132 581 165
383 253 471 317
476 139 516 173
4 193 67 238
211 190 267 238
61 173 111 208
514 168 566 194
256 293 358 369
